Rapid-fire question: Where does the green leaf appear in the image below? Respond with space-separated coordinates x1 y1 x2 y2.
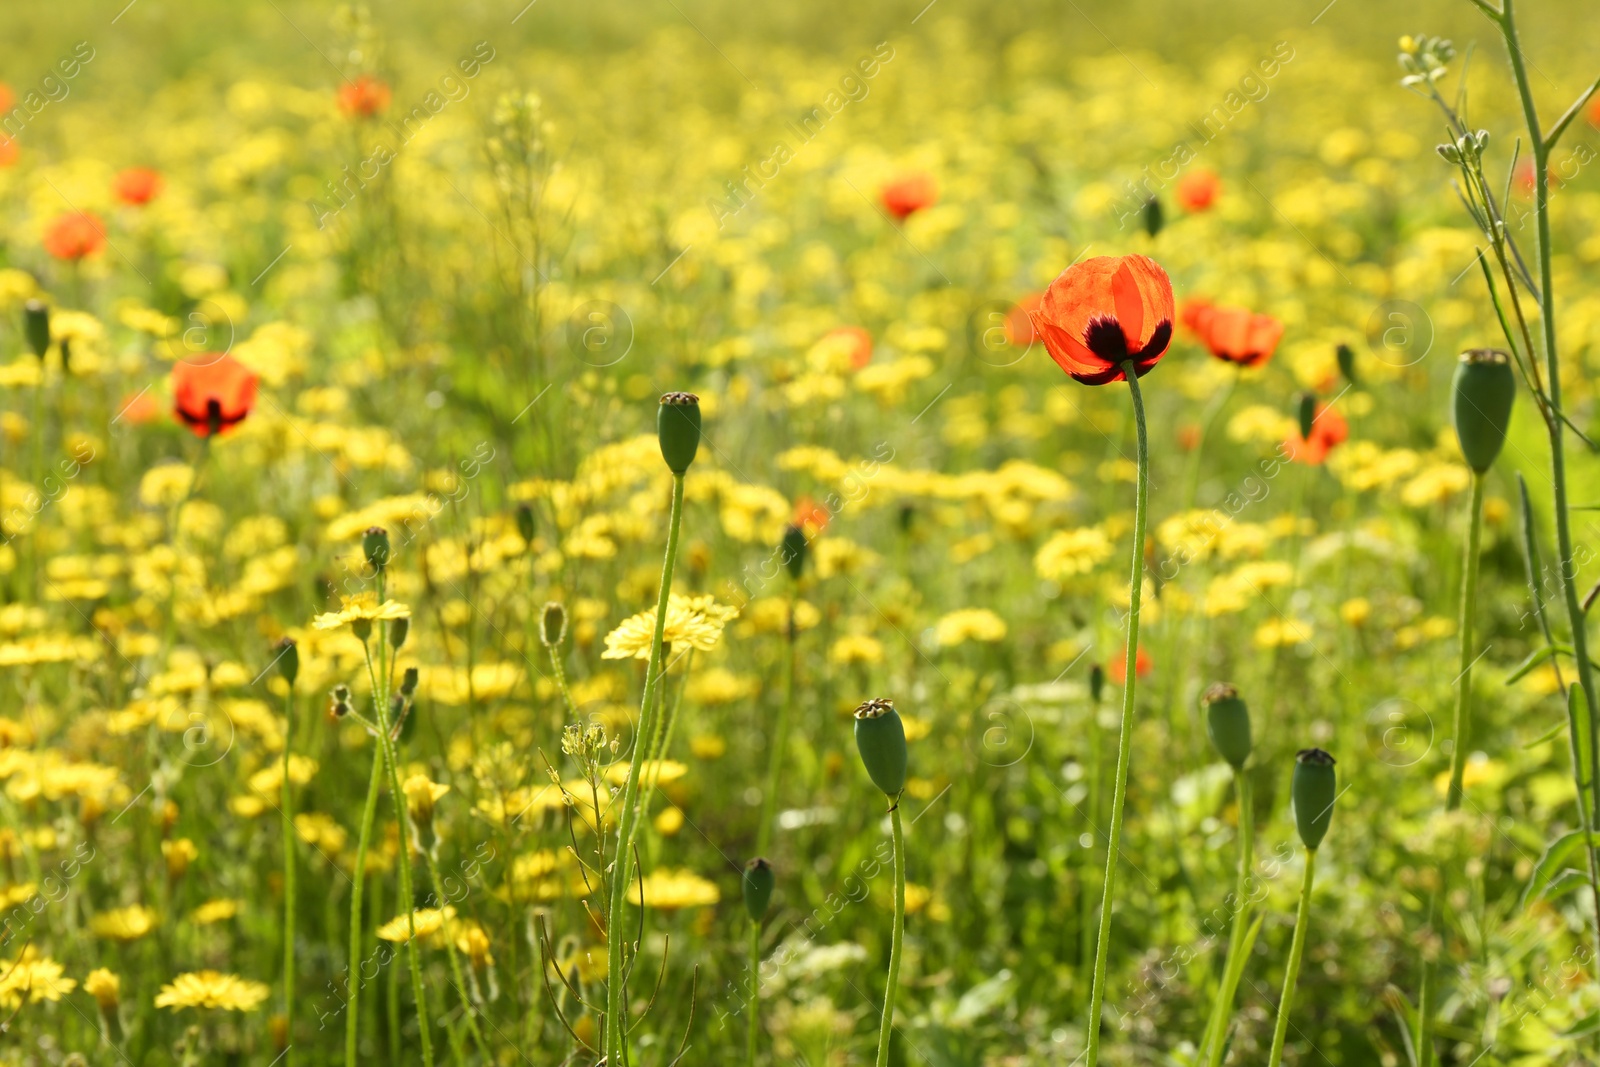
1504 644 1570 685
1520 829 1593 909
1523 717 1568 749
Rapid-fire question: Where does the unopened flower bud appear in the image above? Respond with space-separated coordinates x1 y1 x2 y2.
1336 342 1357 385
389 616 409 650
1089 663 1105 705
330 684 353 718
1201 683 1252 770
23 300 49 360
275 637 299 687
363 526 391 571
743 857 775 923
780 524 808 582
1292 748 1337 851
657 392 702 474
400 667 419 698
515 502 537 546
541 601 567 648
1142 196 1164 238
853 698 907 798
1452 349 1514 473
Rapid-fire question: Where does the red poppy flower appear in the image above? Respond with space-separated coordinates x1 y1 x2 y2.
43 212 107 261
824 326 874 370
1004 293 1043 347
1589 93 1600 128
1033 255 1175 385
0 84 13 112
1197 306 1284 369
1177 424 1202 451
338 75 391 118
1175 169 1221 212
112 167 164 206
172 355 258 438
1283 404 1348 465
793 495 832 536
1178 296 1214 336
1109 645 1152 684
880 173 937 220
0 137 16 169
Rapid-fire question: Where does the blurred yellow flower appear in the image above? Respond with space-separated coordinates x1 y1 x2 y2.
935 609 1007 647
155 970 270 1011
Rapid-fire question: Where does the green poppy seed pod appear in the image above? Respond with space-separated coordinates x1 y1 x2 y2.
275 637 299 688
540 601 567 648
853 698 907 798
1201 682 1252 770
1336 343 1357 385
389 616 409 650
515 503 536 547
657 392 702 474
1142 196 1164 238
1088 663 1105 705
1292 748 1337 851
363 526 391 572
1452 349 1515 473
742 857 775 923
23 300 49 360
1296 392 1316 441
781 524 808 581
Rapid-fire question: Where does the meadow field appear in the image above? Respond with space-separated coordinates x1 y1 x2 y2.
0 0 1599 1064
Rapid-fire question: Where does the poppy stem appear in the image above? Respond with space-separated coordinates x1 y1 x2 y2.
874 802 906 1067
281 681 296 1066
1266 847 1317 1067
746 918 761 1067
1415 469 1486 1066
603 470 687 1065
1084 362 1148 1067
1202 769 1253 1067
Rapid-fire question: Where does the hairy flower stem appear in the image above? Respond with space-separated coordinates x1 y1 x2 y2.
281 683 297 1065
346 745 384 1067
1203 770 1253 1067
1085 363 1149 1067
875 803 906 1067
1416 470 1485 1066
374 697 436 1067
603 471 687 1064
746 920 762 1067
422 846 490 1059
757 598 797 856
1266 848 1317 1067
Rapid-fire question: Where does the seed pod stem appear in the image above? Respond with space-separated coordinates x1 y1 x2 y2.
1265 847 1317 1067
873 804 906 1067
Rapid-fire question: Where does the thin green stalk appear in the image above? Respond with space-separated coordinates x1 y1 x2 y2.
746 921 761 1067
604 470 687 1064
1203 770 1254 1067
875 803 905 1067
422 846 490 1060
375 703 435 1067
757 600 797 856
281 683 297 1065
1085 362 1149 1067
1266 848 1318 1067
346 744 385 1067
1417 469 1486 1065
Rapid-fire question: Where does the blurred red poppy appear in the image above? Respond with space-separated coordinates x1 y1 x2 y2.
1175 169 1221 212
172 355 258 438
1178 296 1214 336
793 495 832 536
880 173 937 220
116 390 164 426
113 167 164 206
1177 424 1202 451
1589 93 1600 128
1197 306 1284 369
43 212 107 260
338 75 391 118
824 326 874 370
1284 404 1348 465
1004 293 1042 347
1033 255 1174 385
0 137 16 168
1109 645 1152 683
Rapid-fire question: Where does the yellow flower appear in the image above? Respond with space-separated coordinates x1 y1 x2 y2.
1400 464 1472 507
684 668 756 705
0 948 75 1008
311 593 411 631
1340 597 1371 626
162 838 198 879
601 594 739 660
604 760 688 788
402 774 451 822
377 907 455 943
629 869 720 910
138 464 194 508
154 970 270 1011
1254 618 1314 648
830 634 885 666
84 967 120 1010
1035 526 1115 579
91 905 158 941
934 609 1007 647
191 899 242 925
